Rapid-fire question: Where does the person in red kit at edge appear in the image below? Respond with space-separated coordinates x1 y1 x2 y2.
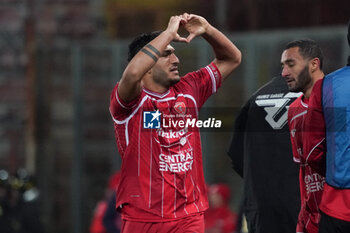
109 13 241 233
89 172 121 233
317 20 350 233
204 184 237 233
281 39 326 233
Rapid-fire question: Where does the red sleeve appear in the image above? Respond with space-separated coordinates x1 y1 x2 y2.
303 79 326 165
288 98 302 163
109 83 141 122
177 62 222 109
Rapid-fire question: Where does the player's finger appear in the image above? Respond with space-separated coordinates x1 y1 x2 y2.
182 13 190 20
186 33 196 43
174 34 188 43
180 17 187 25
186 13 195 21
178 37 189 43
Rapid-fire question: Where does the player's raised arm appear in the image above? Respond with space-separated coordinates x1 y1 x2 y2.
118 16 188 103
182 13 241 81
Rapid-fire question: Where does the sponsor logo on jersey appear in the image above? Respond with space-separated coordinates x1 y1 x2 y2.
143 110 161 129
304 172 325 194
157 128 188 139
159 149 194 173
174 101 186 115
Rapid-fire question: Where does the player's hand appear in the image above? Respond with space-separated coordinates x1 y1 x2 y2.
165 15 188 43
181 13 210 43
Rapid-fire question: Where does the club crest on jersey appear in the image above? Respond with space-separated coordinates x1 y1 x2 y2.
143 110 161 129
174 101 186 115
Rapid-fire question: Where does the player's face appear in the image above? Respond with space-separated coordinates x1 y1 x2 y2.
151 44 180 87
281 47 312 93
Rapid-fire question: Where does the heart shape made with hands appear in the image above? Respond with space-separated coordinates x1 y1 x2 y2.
182 18 206 42
175 14 208 43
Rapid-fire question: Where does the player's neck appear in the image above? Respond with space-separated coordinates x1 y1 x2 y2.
303 71 324 98
142 78 169 95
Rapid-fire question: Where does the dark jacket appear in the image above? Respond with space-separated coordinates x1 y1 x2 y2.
228 76 301 233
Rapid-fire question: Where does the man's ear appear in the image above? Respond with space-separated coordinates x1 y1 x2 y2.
310 58 321 72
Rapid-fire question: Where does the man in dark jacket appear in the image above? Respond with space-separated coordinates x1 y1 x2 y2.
228 76 301 233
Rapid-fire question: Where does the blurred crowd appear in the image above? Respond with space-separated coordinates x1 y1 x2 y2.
0 168 44 233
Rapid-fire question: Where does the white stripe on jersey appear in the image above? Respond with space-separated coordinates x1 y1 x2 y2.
305 137 325 162
184 125 195 214
183 172 189 215
300 99 308 108
111 95 150 145
111 95 150 125
190 175 200 212
161 172 164 218
173 173 177 218
143 88 170 98
149 133 153 208
205 66 217 94
115 90 136 109
290 110 307 123
195 180 204 208
164 103 172 218
125 121 130 147
293 157 301 163
138 116 141 176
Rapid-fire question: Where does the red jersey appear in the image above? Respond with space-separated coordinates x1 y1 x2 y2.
299 78 350 224
109 63 222 222
288 79 326 233
311 78 350 222
320 184 350 222
303 78 350 222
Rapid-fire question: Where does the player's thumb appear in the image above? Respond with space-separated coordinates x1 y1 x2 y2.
186 33 196 43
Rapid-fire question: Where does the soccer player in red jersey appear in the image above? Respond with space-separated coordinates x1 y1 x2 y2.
318 20 350 233
109 13 241 232
281 39 325 233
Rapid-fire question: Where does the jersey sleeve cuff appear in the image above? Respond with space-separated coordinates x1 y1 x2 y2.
115 86 138 109
205 62 222 94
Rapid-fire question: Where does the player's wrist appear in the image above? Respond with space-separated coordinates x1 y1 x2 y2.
160 30 177 45
202 23 213 36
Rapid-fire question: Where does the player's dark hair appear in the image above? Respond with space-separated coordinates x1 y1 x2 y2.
127 31 162 62
285 39 324 70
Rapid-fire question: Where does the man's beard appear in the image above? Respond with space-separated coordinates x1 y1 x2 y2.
289 66 312 93
153 70 180 88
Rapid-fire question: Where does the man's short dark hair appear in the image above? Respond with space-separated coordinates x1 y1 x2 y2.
285 39 324 70
127 31 161 62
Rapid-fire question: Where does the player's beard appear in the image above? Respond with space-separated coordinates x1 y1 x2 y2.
289 65 312 93
153 69 180 88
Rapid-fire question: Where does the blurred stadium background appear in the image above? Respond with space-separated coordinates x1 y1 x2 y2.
0 0 349 232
